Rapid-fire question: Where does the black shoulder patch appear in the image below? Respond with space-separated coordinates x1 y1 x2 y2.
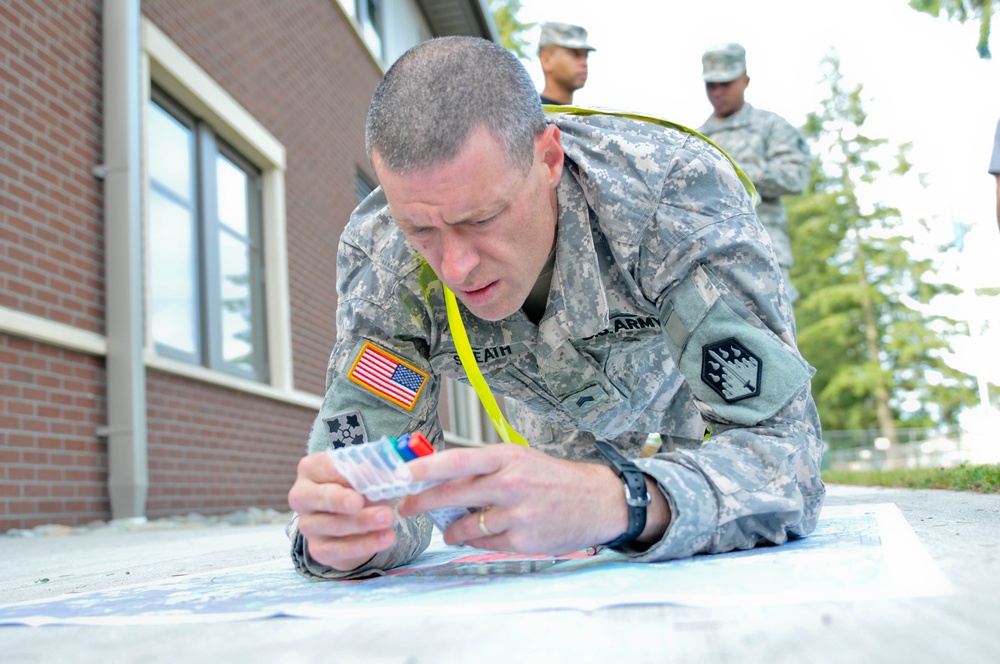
324 410 368 448
701 338 762 403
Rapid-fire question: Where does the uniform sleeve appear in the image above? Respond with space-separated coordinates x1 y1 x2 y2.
290 229 442 579
625 134 825 561
745 115 809 200
989 118 1000 174
288 512 434 580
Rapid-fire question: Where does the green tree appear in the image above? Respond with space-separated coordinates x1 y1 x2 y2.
787 54 978 446
488 0 533 58
908 0 997 58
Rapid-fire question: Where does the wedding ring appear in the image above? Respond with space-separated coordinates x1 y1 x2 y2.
478 507 496 537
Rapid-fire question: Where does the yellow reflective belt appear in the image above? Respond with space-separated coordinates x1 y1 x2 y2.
443 107 757 445
444 286 529 446
547 105 759 206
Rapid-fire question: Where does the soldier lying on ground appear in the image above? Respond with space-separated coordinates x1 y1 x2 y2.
287 36 825 579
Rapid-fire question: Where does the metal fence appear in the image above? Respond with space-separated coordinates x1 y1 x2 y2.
822 426 999 471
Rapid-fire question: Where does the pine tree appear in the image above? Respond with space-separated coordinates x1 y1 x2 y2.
908 0 996 59
487 0 534 59
787 54 978 447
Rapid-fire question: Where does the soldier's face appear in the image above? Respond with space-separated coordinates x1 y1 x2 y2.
375 125 564 321
706 73 749 118
541 46 590 92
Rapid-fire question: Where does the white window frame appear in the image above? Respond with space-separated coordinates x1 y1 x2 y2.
141 19 316 408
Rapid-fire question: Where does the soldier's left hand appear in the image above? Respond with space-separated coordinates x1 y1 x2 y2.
396 444 662 554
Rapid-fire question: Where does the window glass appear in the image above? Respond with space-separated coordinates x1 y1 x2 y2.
149 189 198 355
148 103 193 201
218 230 253 368
148 92 266 380
359 0 383 58
217 154 249 235
366 0 382 35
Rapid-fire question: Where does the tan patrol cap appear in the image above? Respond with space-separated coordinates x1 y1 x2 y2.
538 22 595 51
702 42 747 82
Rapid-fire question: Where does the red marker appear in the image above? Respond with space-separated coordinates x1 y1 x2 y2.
407 432 435 458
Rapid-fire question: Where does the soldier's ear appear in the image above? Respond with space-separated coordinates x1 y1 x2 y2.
539 46 555 71
537 125 563 187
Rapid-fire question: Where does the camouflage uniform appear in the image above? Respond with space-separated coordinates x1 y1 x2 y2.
291 112 826 580
989 117 1000 174
698 103 809 300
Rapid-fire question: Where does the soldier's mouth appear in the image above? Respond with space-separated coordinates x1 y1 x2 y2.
462 280 497 297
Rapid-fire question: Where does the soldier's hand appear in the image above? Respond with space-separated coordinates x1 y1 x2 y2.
396 444 665 554
287 451 397 571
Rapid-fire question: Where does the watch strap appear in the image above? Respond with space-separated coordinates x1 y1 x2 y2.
594 439 651 548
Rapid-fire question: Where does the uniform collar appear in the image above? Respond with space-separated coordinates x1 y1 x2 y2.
541 166 609 343
703 102 754 130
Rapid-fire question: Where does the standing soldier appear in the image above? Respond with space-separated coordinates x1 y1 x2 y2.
698 43 809 302
989 117 1000 233
537 22 595 106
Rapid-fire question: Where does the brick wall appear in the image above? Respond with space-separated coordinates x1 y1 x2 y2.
1 0 106 530
0 336 108 530
0 0 104 333
145 370 305 519
1 0 382 529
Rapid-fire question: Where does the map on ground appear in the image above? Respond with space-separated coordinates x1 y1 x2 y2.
0 503 952 626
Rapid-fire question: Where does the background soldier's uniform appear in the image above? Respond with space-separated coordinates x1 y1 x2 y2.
698 103 809 301
290 113 826 580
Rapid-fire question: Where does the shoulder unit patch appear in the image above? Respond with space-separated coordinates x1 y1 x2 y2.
324 410 368 449
701 337 762 403
348 341 428 411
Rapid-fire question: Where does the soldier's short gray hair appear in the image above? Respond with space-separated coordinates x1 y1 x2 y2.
366 36 547 175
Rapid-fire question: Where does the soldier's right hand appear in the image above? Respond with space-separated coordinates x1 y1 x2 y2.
287 451 397 572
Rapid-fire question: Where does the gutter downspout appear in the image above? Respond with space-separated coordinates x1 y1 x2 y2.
101 0 148 519
473 0 500 42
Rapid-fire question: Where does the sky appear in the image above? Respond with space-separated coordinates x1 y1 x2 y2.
515 0 1000 394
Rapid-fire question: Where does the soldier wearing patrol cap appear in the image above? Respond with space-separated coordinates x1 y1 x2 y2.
537 21 594 105
989 117 1000 232
698 42 810 302
287 37 825 581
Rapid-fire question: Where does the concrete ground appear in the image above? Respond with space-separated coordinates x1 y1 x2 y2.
1 484 998 664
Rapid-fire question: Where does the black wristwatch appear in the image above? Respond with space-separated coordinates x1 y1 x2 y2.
594 439 651 548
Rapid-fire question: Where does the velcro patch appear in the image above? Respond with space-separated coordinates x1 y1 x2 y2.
347 341 428 411
701 338 762 403
323 411 368 449
679 299 811 425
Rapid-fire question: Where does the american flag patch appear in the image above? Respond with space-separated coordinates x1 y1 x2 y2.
347 342 428 411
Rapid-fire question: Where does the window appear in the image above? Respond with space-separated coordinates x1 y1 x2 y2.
335 0 355 19
355 168 376 203
148 89 268 382
358 0 384 60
